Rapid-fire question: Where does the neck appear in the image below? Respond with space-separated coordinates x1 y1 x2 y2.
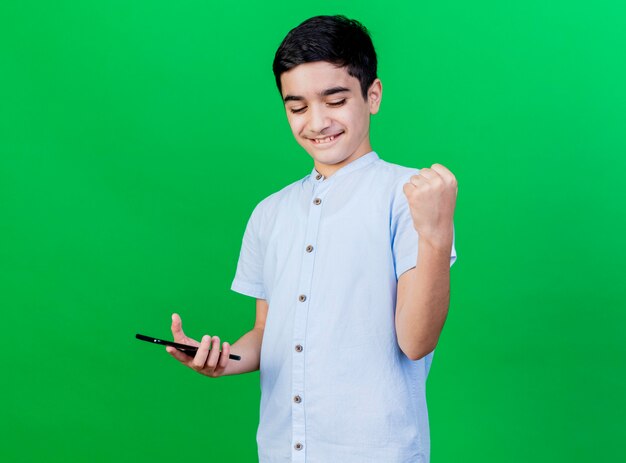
314 142 373 178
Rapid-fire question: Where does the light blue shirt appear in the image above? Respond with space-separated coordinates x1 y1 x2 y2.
231 151 457 463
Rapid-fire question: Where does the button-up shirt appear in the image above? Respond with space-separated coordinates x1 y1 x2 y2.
231 151 457 462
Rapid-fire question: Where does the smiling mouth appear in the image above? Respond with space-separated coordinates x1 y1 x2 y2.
310 132 344 145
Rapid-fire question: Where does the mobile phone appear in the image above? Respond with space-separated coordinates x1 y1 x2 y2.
135 333 241 361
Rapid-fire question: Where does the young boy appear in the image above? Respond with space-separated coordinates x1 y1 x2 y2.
166 15 457 462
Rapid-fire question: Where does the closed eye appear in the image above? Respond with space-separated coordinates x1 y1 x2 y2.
290 106 307 114
327 99 346 107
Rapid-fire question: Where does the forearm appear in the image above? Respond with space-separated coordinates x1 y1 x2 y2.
396 238 452 360
221 326 264 376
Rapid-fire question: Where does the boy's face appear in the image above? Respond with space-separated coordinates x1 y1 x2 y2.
280 61 382 177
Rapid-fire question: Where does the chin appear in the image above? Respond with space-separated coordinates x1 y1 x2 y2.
307 147 349 166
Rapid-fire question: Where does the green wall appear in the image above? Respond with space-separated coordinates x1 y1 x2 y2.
1 1 624 461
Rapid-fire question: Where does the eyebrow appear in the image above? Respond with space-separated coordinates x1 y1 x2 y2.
283 86 351 103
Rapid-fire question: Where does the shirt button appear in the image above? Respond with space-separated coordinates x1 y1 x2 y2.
294 443 304 451
315 174 322 180
298 294 307 302
295 344 303 352
293 395 302 404
313 198 322 205
305 245 314 253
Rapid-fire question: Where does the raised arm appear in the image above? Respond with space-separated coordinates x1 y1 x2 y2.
395 163 457 360
166 298 268 377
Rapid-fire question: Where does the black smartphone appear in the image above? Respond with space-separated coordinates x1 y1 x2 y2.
135 333 241 361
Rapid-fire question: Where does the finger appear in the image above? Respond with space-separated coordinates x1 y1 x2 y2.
421 168 446 186
403 182 416 197
166 345 193 364
192 335 212 370
171 313 187 342
206 336 221 370
430 163 451 176
213 342 230 376
431 164 457 185
408 173 429 188
415 168 435 181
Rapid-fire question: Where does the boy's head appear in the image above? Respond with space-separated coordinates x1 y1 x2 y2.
273 15 378 100
273 15 383 176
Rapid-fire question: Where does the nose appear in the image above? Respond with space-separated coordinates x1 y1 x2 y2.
307 104 331 134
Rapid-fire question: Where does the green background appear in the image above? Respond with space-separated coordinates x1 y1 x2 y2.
2 0 625 461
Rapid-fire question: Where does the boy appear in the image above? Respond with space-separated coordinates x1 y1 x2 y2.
166 15 457 462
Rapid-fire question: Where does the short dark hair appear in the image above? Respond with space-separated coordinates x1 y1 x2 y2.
273 15 378 100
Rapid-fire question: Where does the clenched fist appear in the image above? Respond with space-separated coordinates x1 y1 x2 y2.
403 163 457 249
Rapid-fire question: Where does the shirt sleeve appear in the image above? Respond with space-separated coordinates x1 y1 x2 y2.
231 201 267 300
390 172 457 280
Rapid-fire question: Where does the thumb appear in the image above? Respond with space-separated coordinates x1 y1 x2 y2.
171 313 186 341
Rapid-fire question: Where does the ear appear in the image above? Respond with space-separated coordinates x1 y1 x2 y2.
367 79 383 115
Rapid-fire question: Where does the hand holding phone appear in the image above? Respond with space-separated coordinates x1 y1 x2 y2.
140 313 240 378
135 333 241 361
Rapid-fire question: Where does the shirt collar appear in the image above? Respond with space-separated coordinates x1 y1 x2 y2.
308 151 379 184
